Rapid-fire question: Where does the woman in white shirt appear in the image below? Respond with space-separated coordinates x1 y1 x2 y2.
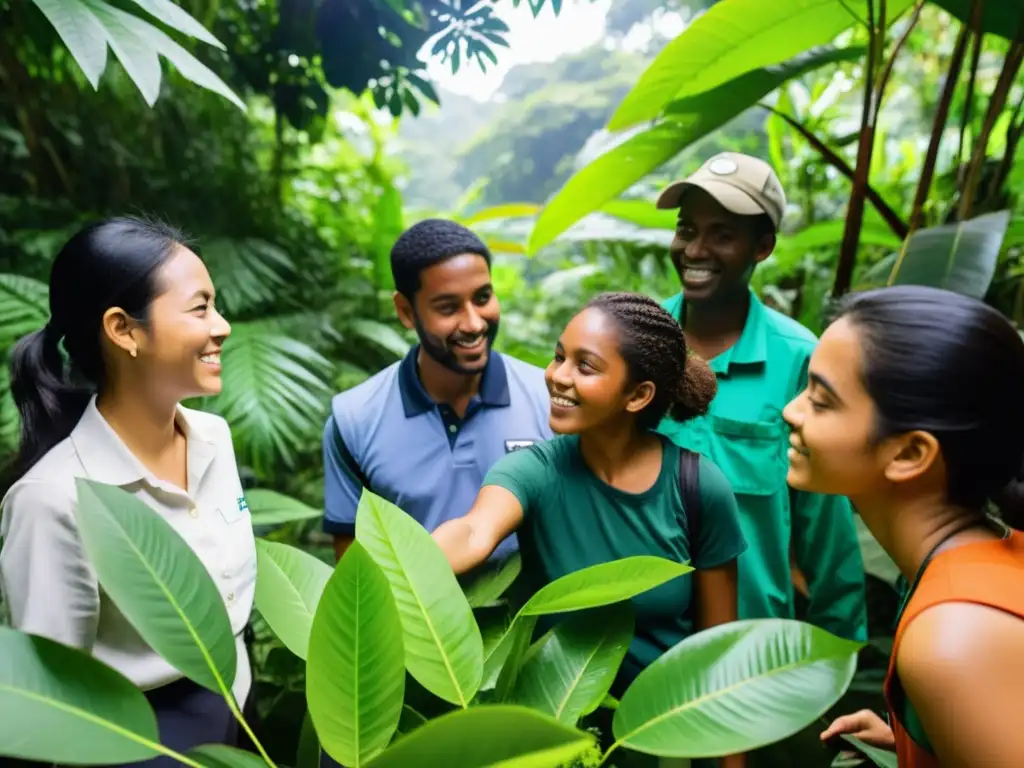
0 216 257 764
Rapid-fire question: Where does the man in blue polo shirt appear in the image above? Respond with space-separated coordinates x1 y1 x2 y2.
322 218 552 562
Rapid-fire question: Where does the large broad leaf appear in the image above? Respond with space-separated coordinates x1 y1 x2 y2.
0 359 19 457
254 539 332 661
0 273 49 349
599 200 678 231
840 734 899 768
612 619 862 758
349 319 411 359
463 552 522 608
519 556 692 616
0 626 160 764
512 603 634 724
189 745 269 768
126 0 225 49
889 210 1011 299
355 490 484 707
28 0 109 89
364 705 595 768
81 0 162 106
306 541 404 768
212 321 333 475
933 0 1024 42
246 489 321 527
608 1 911 130
74 479 236 695
528 46 865 254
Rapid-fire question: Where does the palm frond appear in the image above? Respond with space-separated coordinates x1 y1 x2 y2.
201 320 334 478
200 237 296 317
0 274 49 351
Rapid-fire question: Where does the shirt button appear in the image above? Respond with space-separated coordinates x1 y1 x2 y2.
448 424 457 433
227 592 235 602
222 569 231 579
188 505 198 519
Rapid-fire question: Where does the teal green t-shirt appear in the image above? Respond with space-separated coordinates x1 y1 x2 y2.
483 433 748 683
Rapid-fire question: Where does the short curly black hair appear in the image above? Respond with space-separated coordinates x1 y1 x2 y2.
586 292 717 430
390 218 492 299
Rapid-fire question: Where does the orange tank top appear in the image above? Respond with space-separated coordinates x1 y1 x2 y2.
884 528 1024 768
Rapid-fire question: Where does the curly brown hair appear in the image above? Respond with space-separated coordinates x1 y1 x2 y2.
585 291 717 429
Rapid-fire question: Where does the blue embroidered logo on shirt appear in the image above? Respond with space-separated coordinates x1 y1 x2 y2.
237 496 249 513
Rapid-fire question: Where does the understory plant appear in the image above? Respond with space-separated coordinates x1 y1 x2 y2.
0 481 864 767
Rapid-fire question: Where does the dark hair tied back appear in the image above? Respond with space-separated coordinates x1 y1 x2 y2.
836 285 1024 529
585 291 717 430
4 216 186 488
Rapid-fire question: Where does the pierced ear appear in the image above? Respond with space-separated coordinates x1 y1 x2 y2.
884 430 942 485
393 291 415 331
100 307 141 358
624 381 656 415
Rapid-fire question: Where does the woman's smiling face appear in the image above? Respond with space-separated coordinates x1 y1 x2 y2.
544 307 653 435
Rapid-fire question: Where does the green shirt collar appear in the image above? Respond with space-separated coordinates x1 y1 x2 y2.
664 287 768 374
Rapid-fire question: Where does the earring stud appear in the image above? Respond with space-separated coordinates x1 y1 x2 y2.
130 347 137 358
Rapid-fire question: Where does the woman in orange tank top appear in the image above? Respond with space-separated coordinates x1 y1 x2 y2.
780 285 1024 768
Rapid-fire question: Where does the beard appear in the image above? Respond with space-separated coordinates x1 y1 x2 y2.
413 311 500 375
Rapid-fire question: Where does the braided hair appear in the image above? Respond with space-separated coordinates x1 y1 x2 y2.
585 291 717 429
391 218 492 299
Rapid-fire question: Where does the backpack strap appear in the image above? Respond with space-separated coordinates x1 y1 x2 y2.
677 448 703 553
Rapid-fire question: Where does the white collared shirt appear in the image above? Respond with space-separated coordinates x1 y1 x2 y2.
0 397 257 704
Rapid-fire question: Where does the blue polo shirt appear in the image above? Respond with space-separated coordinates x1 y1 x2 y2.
322 346 553 559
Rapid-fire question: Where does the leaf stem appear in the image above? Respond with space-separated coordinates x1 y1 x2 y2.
224 691 277 768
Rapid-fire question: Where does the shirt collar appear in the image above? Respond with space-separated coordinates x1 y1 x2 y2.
70 396 218 493
670 287 768 374
398 344 511 418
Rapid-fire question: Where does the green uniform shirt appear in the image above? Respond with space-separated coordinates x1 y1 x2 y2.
657 289 868 642
484 434 748 683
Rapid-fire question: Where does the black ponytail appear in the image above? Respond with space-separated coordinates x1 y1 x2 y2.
4 216 186 487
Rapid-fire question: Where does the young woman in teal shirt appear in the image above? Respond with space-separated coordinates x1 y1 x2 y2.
433 293 748 763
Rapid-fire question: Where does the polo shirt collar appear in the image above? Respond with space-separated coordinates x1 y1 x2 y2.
672 287 768 374
70 395 218 493
398 344 511 418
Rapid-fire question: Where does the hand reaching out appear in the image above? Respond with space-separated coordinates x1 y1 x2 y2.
820 709 895 750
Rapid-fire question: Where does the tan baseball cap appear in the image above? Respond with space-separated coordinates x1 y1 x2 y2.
656 152 787 229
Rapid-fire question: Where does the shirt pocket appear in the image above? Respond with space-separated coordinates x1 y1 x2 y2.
706 414 788 497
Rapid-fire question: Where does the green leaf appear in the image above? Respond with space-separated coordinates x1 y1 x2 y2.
189 744 269 768
307 541 405 767
461 204 542 225
254 539 332 660
463 553 522 608
74 479 237 695
493 615 538 702
528 46 865 254
82 0 162 106
518 556 692 616
355 489 484 707
126 0 226 49
202 238 296 316
771 219 902 273
212 321 333 475
29 0 109 89
613 619 863 758
512 603 634 724
889 210 1011 299
598 200 678 230
0 626 161 764
932 0 1024 42
349 319 411 359
246 489 321 526
297 708 322 768
839 734 899 768
133 20 246 110
364 705 596 768
608 0 910 130
0 273 49 349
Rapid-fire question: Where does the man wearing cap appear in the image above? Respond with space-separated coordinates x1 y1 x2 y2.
653 152 868 642
322 218 552 566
